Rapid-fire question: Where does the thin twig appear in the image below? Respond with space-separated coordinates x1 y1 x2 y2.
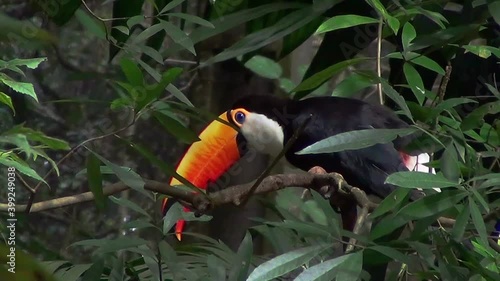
431 62 452 108
376 18 384 105
346 207 369 253
15 172 35 193
179 72 199 92
164 59 198 65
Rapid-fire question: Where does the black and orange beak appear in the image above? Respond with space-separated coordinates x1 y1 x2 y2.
162 111 242 241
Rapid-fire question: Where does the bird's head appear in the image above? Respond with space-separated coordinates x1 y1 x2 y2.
163 95 291 240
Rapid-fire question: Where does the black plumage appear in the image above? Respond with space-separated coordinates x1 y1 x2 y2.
230 95 422 199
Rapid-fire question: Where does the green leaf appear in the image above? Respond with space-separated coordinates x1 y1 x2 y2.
294 254 352 281
228 231 254 281
207 255 227 281
246 244 329 281
167 13 215 28
87 149 149 197
371 191 467 239
0 135 34 158
74 9 106 39
470 188 489 213
5 125 70 150
367 0 397 33
41 261 70 275
159 240 183 280
293 58 367 92
279 78 295 93
0 92 14 113
8 58 47 69
433 98 477 114
370 188 410 219
316 15 378 34
403 62 425 105
488 0 500 25
386 15 400 34
335 251 363 281
139 245 160 281
243 55 282 79
57 264 92 281
166 84 194 107
163 202 182 235
134 23 165 43
331 73 375 97
113 26 129 35
109 196 151 219
410 24 480 52
401 22 416 51
80 237 148 256
380 79 413 120
309 190 341 238
81 259 105 281
469 197 488 247
385 171 459 189
140 45 164 63
369 246 412 264
120 58 144 87
109 255 124 281
484 83 500 99
127 15 145 29
398 191 467 218
451 204 470 240
478 174 500 189
201 1 336 67
160 20 196 55
163 3 305 58
462 45 495 59
147 67 183 98
0 156 46 184
405 52 445 75
461 101 500 131
138 67 184 109
123 219 159 231
0 74 38 102
159 0 186 14
296 128 416 155
154 112 199 144
440 143 460 182
86 153 104 210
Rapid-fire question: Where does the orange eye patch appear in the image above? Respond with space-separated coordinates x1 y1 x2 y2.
230 108 251 127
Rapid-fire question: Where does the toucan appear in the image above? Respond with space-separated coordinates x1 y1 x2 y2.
162 95 436 241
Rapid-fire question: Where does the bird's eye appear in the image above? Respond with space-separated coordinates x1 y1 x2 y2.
235 111 246 124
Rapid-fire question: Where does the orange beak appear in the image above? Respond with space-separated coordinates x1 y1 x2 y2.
162 112 241 241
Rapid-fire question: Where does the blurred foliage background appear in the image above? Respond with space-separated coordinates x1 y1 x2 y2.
0 0 499 280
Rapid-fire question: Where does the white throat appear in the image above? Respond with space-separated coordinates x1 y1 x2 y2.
240 113 284 157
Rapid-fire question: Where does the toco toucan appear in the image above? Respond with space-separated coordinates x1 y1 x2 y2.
162 95 435 241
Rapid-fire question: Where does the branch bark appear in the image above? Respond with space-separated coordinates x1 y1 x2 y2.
1 170 498 235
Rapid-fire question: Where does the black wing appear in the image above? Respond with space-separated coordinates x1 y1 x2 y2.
283 97 416 199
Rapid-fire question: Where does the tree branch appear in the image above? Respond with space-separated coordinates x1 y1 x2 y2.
0 171 354 213
2 170 498 241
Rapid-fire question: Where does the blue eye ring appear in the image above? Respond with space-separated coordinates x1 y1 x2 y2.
235 111 246 124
